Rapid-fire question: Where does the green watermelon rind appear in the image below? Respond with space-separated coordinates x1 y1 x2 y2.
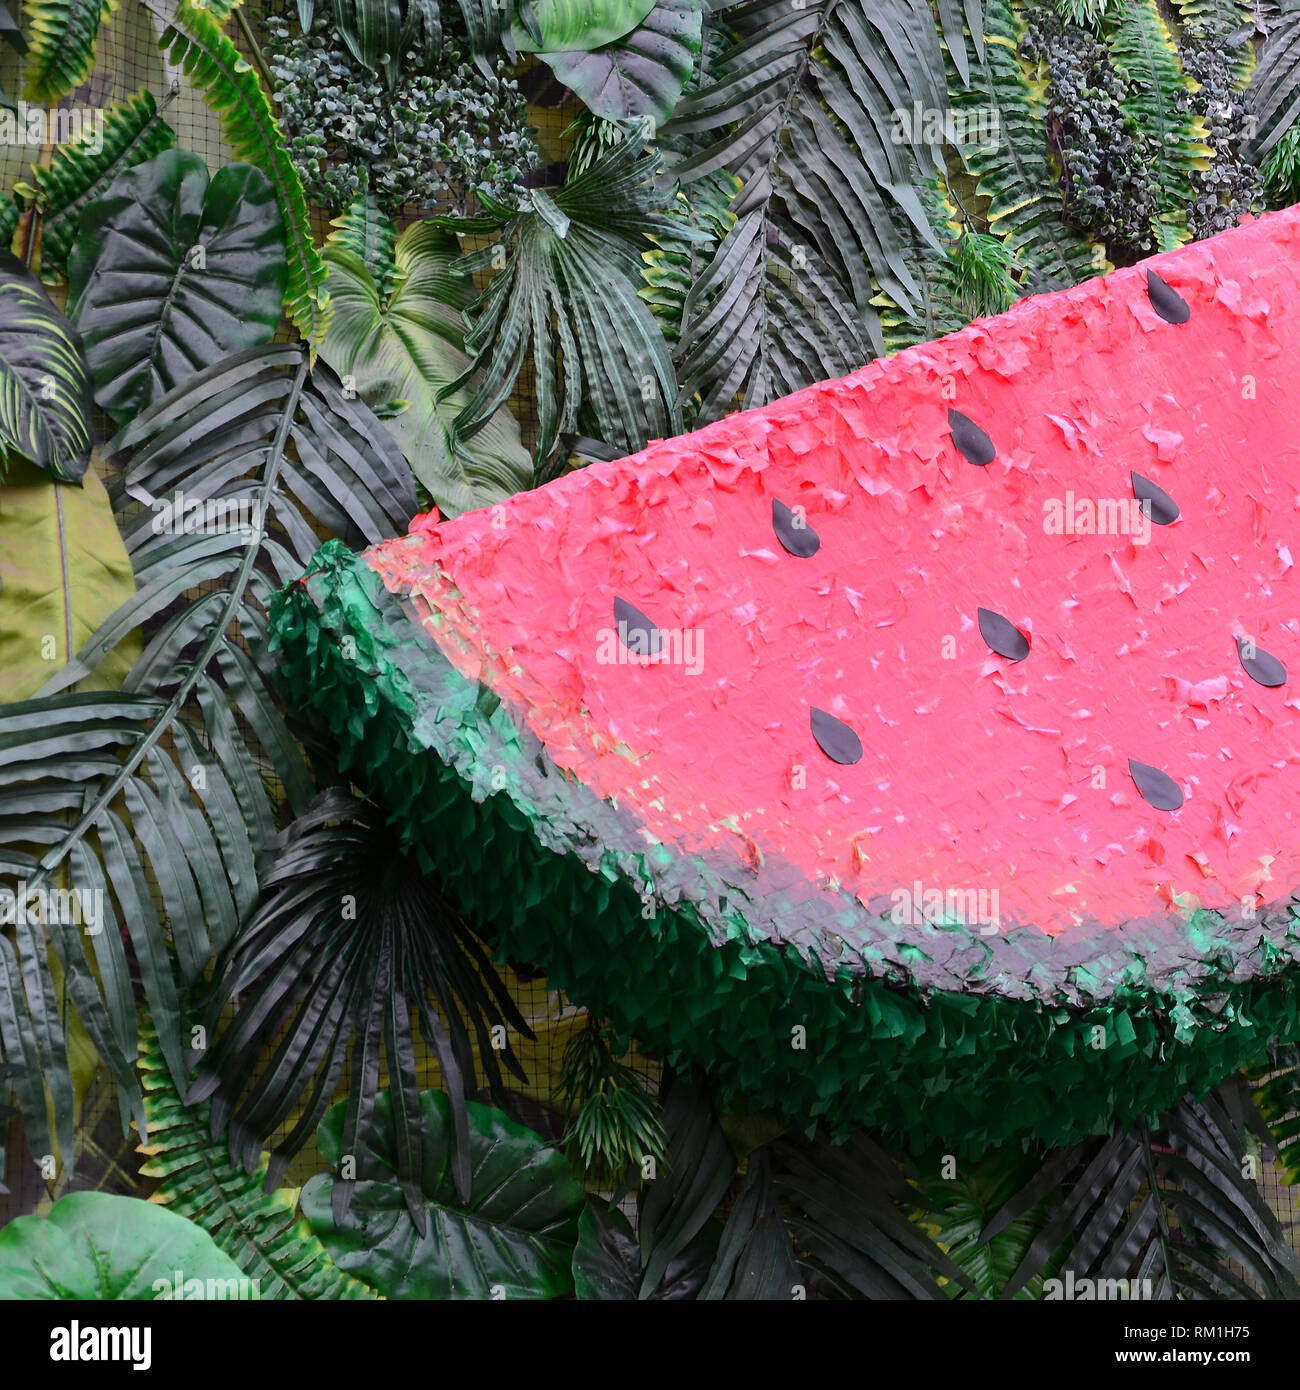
270 539 1300 1151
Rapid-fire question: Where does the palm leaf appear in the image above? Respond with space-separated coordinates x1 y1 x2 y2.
187 787 535 1208
1 343 415 1171
990 1090 1300 1300
697 1148 799 1299
772 1130 976 1299
571 1069 730 1300
1245 3 1300 160
869 175 970 354
136 1020 377 1298
158 1 331 345
1108 0 1213 246
664 0 959 421
957 0 1098 292
435 139 690 468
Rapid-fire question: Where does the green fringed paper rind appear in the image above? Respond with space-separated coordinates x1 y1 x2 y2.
270 542 1300 1151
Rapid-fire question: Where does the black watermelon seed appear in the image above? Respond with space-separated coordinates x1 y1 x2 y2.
614 596 663 658
977 607 1030 662
1131 471 1179 526
948 408 995 467
1237 636 1287 688
1129 758 1184 812
1146 270 1190 325
810 707 863 765
773 499 821 557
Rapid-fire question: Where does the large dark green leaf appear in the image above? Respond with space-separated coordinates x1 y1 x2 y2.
68 148 287 426
540 0 703 125
0 1192 244 1299
0 251 93 481
320 220 532 517
302 1088 584 1299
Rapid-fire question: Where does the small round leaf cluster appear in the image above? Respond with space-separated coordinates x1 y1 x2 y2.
1177 20 1264 242
263 11 540 217
1021 9 1161 256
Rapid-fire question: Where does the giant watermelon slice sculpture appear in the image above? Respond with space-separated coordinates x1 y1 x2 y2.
273 206 1300 1151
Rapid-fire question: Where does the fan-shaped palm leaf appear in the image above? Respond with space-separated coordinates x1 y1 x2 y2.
188 787 534 1207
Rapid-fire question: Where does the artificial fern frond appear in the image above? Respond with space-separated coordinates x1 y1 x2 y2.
158 2 330 345
1170 0 1251 39
22 0 117 103
435 140 689 468
326 191 397 299
957 0 1098 293
1108 0 1213 246
137 1021 377 1299
17 89 177 283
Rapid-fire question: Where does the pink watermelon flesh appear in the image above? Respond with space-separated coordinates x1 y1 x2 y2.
366 207 1300 944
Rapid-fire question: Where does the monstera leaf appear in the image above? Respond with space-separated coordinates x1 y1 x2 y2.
512 0 653 52
0 252 93 481
301 1089 584 1300
0 1193 246 1299
539 0 702 125
67 148 287 426
320 220 531 517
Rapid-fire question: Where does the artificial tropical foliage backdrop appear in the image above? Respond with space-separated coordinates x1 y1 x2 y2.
0 0 1299 1302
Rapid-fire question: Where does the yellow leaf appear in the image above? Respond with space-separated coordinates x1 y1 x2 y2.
0 456 137 700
